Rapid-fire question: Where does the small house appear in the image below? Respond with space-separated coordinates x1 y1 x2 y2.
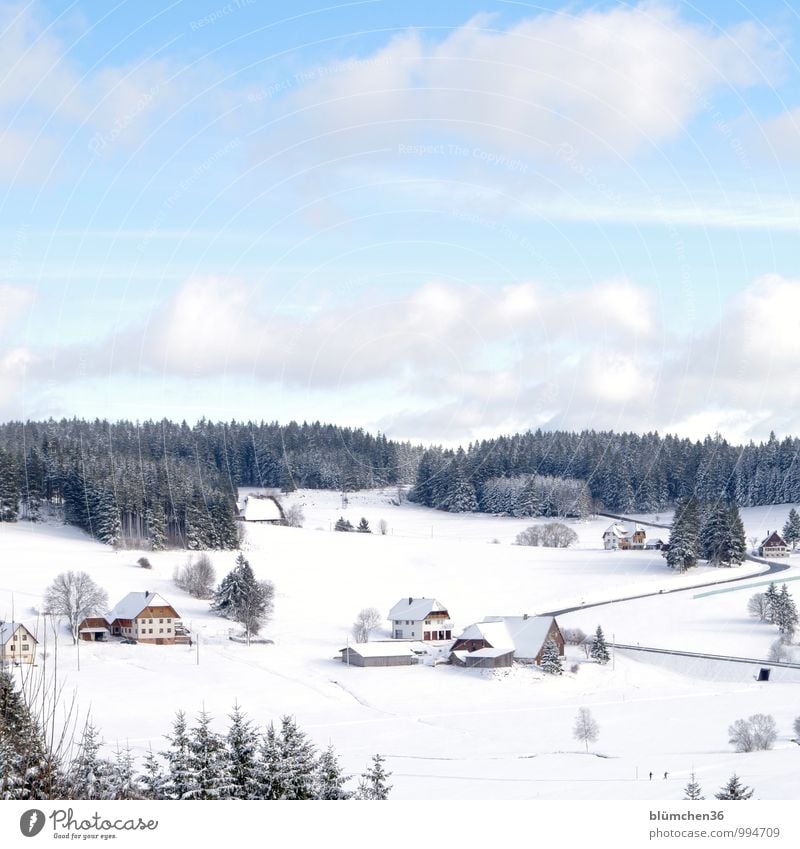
79 591 183 645
451 615 564 668
0 622 38 665
644 536 667 550
78 617 111 642
388 598 453 641
236 494 285 524
603 522 646 550
340 642 418 667
759 531 790 558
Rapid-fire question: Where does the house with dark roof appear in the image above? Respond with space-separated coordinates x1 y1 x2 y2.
450 615 564 668
759 531 790 558
388 597 453 641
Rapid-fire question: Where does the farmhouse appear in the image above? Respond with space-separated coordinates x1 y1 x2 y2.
0 622 38 665
79 591 184 645
450 615 564 668
236 494 285 524
340 642 418 667
603 522 647 550
389 597 453 641
759 531 790 558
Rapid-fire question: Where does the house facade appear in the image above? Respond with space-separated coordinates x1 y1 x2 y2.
603 522 647 550
759 531 790 558
388 597 453 641
451 615 565 668
79 591 184 645
0 622 38 665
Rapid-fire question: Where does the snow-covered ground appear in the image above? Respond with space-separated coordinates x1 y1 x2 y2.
1 490 799 800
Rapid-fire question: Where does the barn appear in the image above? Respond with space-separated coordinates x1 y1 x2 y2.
339 642 418 667
450 647 514 669
451 615 565 666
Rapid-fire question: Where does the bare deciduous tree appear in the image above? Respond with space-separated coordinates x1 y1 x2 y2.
378 519 389 536
573 707 599 753
729 714 777 752
43 572 108 644
352 608 382 643
173 554 216 599
746 593 769 621
515 526 541 546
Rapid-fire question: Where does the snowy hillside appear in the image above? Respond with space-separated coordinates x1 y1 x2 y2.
1 490 799 800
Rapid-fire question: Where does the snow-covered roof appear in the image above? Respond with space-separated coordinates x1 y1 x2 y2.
388 597 449 621
106 592 176 623
604 522 646 538
761 531 787 548
0 621 36 643
240 496 283 522
340 642 416 658
456 616 557 659
604 523 627 538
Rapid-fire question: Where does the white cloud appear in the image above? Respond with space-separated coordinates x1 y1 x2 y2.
760 107 800 160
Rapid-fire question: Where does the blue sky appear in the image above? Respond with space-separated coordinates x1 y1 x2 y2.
1 0 800 444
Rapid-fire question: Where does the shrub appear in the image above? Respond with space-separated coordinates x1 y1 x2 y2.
137 557 153 570
174 554 216 599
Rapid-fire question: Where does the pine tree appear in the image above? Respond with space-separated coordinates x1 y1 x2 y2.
315 744 351 800
665 497 700 571
212 553 271 641
765 582 780 624
226 705 259 799
684 771 704 800
714 773 754 800
184 710 231 800
334 517 353 532
774 584 798 642
356 517 371 533
254 722 281 800
138 747 165 800
354 754 392 800
276 716 317 800
69 722 112 800
782 508 800 550
108 744 141 800
724 504 747 566
590 626 610 664
162 711 193 800
540 637 563 675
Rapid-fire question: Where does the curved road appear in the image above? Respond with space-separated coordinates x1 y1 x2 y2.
542 528 791 618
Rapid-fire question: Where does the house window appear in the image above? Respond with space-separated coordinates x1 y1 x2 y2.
149 629 153 634
22 644 29 652
167 628 172 633
167 619 172 624
149 619 153 624
159 619 164 624
22 634 28 641
159 628 164 633
12 634 18 641
9 644 15 652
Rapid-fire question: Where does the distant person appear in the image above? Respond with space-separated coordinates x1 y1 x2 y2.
664 772 668 780
649 771 653 780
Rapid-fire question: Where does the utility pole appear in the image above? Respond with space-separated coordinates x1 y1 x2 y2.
196 633 200 666
612 632 616 671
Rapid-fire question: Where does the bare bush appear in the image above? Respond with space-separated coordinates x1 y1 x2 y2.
352 607 382 643
562 627 587 646
174 554 216 599
768 639 792 663
541 522 579 548
515 526 541 546
284 504 304 528
378 519 389 535
729 714 777 752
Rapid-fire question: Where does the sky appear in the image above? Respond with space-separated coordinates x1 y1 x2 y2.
1 0 799 446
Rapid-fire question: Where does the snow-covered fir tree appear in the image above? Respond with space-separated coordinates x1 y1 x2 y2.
774 584 798 642
315 745 351 800
684 772 704 800
354 754 392 800
0 448 20 522
782 508 800 550
138 747 165 800
184 710 232 800
714 773 754 800
356 517 372 533
254 722 282 800
69 722 112 800
161 711 193 800
212 553 272 641
665 497 700 571
590 626 610 664
275 716 318 800
540 638 563 674
108 744 141 800
226 705 259 799
765 582 780 624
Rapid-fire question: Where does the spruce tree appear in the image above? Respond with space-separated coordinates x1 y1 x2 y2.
665 497 700 571
354 754 392 800
185 710 231 800
226 705 259 799
0 449 20 522
138 747 165 800
109 744 141 800
356 517 372 533
590 626 610 664
684 772 704 800
276 716 317 800
782 508 800 550
162 711 193 800
540 638 563 675
69 722 112 800
315 744 351 800
334 517 353 532
212 553 271 641
724 505 747 566
774 584 798 642
714 773 754 800
254 722 281 800
765 582 780 624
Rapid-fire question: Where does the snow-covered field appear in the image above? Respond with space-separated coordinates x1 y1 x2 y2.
1 490 799 800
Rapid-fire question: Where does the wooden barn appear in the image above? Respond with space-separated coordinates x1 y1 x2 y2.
451 615 565 667
339 642 418 667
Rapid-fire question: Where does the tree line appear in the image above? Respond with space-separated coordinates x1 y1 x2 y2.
0 418 421 548
0 669 390 800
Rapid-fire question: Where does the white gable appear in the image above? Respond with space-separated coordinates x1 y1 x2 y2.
106 592 175 622
457 616 557 659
